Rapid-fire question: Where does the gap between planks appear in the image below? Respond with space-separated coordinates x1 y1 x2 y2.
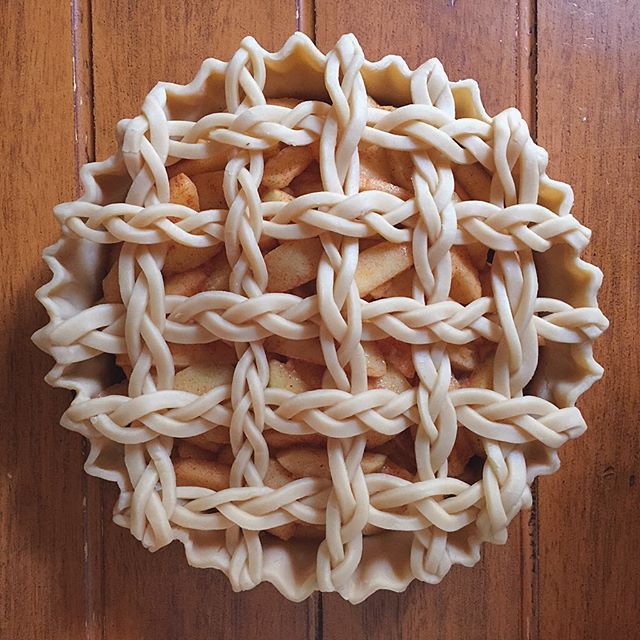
71 0 103 638
296 0 315 38
516 0 539 638
71 0 95 184
297 3 322 635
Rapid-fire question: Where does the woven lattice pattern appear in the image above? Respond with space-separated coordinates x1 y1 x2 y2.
37 34 607 598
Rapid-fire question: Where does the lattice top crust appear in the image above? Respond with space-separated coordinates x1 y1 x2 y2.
33 33 607 602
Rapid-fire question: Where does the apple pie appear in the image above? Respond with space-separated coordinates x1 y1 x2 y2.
33 33 608 602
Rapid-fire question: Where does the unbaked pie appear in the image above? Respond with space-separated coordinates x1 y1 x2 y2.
33 33 607 602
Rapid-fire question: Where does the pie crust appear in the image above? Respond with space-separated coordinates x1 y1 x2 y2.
33 33 608 602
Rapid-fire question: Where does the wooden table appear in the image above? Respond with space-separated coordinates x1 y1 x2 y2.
2 1 638 638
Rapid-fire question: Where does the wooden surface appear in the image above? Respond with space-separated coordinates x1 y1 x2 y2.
536 2 640 638
1 1 637 638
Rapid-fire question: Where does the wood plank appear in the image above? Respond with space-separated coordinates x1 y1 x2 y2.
316 1 526 115
315 3 535 637
0 1 88 638
536 2 640 638
322 533 527 640
89 3 316 638
92 0 297 156
102 503 317 640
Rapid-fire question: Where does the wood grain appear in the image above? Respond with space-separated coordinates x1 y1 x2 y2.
91 0 297 157
101 500 317 640
536 1 640 638
0 1 88 638
315 1 527 115
89 3 316 639
315 3 536 638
